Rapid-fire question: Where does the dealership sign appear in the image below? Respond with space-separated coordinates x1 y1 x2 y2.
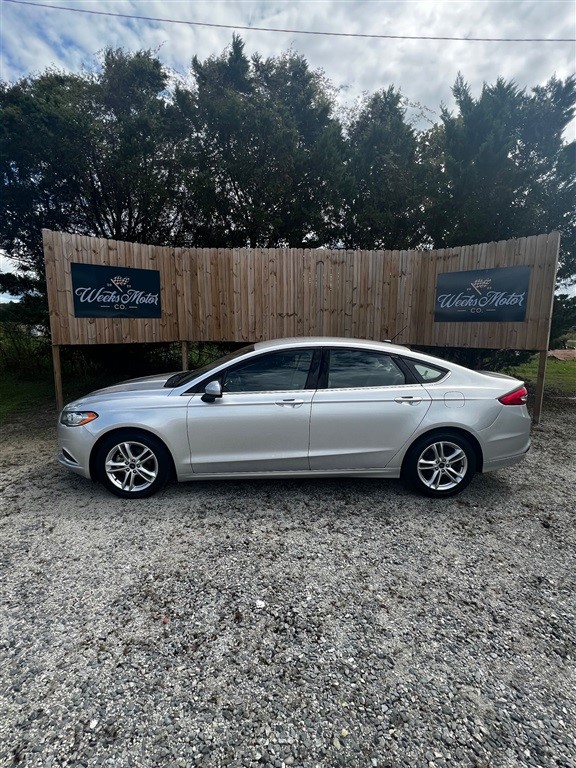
71 263 161 319
434 266 531 322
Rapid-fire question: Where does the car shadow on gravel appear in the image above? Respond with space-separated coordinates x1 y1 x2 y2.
39 464 519 528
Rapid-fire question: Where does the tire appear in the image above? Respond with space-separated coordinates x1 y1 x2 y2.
402 431 476 498
95 430 171 499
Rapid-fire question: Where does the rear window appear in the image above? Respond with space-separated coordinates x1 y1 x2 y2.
402 359 448 383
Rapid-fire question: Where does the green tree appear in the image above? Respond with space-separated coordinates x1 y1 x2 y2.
422 74 576 282
550 294 576 347
181 35 346 248
342 88 421 249
0 49 194 314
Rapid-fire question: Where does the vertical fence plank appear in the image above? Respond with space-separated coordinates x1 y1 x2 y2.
535 232 560 350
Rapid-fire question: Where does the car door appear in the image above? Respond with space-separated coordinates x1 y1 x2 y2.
309 347 431 470
187 347 318 474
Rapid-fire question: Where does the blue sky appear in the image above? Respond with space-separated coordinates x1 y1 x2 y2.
0 0 575 299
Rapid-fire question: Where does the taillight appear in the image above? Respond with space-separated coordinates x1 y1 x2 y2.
498 386 528 405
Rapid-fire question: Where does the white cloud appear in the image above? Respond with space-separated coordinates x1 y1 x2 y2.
1 0 573 127
0 251 21 303
0 251 18 273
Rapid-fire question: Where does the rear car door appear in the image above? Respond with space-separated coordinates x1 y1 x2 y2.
309 347 431 470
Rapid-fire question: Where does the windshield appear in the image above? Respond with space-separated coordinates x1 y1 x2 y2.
164 345 255 388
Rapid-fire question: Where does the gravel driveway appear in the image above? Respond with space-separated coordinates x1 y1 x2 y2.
1 398 575 768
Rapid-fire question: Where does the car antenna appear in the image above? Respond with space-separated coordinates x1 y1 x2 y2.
385 325 407 343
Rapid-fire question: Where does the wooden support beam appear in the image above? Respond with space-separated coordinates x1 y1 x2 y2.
533 349 548 425
181 341 190 370
52 345 64 413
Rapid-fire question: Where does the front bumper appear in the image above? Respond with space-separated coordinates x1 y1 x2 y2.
57 422 95 479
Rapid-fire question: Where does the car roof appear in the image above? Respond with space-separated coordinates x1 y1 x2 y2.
253 336 412 356
250 336 470 375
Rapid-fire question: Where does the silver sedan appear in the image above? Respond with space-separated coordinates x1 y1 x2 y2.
57 337 531 499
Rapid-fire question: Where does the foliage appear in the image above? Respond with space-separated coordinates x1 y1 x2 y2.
0 49 195 304
341 88 421 249
550 294 576 347
58 341 234 380
1 40 575 351
0 323 233 423
0 320 52 378
421 74 576 282
0 373 55 424
411 345 534 372
504 356 576 396
182 35 346 247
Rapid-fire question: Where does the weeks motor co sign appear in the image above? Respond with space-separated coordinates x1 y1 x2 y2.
71 263 161 319
434 266 532 323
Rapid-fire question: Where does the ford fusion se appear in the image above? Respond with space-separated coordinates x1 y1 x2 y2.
58 337 530 499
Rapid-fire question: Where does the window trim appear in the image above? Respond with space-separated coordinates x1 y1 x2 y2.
186 347 322 395
318 347 419 390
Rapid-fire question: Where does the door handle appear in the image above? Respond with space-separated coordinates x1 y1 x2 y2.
394 396 422 405
276 399 304 408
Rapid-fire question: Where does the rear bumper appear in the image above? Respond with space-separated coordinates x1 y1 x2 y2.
482 440 530 473
478 405 531 473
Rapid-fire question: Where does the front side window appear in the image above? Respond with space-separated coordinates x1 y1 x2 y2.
222 349 315 393
327 349 406 388
169 344 254 389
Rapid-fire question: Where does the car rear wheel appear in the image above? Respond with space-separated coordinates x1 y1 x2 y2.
95 430 171 499
403 432 476 498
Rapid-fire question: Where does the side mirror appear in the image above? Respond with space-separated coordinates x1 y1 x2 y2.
201 380 223 403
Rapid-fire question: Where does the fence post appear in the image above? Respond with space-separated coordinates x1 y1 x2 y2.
181 341 189 370
52 345 63 413
532 349 547 425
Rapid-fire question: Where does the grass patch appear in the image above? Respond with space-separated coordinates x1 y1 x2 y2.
0 370 122 425
504 356 576 395
0 372 55 424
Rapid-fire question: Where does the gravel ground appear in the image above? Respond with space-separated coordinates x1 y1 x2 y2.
1 398 575 768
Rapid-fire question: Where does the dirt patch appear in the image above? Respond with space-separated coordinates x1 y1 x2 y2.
548 349 576 361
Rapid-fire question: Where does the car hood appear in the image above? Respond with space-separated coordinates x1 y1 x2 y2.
63 372 181 410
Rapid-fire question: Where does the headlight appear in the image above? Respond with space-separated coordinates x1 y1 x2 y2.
60 411 99 427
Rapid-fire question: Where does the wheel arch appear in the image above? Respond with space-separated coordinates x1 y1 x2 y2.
401 426 483 476
89 427 177 482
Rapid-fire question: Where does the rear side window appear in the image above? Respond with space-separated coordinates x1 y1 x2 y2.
327 349 406 388
403 359 448 383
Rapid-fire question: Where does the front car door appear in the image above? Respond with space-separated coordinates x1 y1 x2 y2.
187 347 319 474
309 347 431 470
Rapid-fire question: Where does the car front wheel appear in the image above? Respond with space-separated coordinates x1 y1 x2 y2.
95 430 171 498
403 432 476 498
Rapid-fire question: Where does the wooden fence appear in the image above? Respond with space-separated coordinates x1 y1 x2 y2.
43 230 559 349
43 229 560 421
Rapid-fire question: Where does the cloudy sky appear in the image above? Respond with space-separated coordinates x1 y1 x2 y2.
1 0 575 126
0 0 575 299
